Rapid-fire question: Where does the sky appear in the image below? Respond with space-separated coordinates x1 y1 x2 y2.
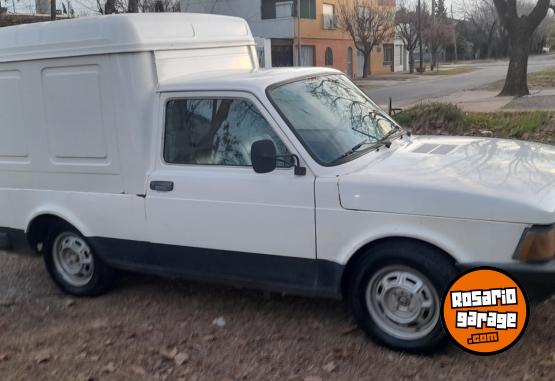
6 0 458 18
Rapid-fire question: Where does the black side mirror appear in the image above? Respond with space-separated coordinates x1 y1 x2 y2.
251 140 277 174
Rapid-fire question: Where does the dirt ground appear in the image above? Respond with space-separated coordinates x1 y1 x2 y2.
1 251 555 381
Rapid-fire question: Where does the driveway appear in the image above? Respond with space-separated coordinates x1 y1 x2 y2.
362 55 555 107
2 250 555 380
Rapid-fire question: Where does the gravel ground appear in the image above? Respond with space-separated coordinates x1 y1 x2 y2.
1 251 555 381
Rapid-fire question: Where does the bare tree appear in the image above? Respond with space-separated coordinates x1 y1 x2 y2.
99 0 179 14
127 0 138 12
396 2 419 74
104 0 116 14
337 0 395 78
460 0 504 59
493 0 551 96
422 0 453 71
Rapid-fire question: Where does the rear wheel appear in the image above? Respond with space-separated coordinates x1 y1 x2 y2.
348 240 457 353
44 224 115 296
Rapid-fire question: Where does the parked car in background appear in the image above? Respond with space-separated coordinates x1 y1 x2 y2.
1 14 554 353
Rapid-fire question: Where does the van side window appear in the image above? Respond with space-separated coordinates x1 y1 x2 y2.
164 98 291 167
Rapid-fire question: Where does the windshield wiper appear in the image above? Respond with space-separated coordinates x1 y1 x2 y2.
332 141 372 163
331 139 387 164
378 125 402 147
332 119 405 165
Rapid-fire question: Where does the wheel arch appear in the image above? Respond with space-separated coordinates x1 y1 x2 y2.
25 210 89 253
339 236 457 298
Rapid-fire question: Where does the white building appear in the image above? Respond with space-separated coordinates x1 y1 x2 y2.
182 0 296 67
182 0 407 75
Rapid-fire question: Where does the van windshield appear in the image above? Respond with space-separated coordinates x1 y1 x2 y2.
268 74 401 166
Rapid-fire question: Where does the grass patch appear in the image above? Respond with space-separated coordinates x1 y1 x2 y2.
528 66 555 88
394 103 554 144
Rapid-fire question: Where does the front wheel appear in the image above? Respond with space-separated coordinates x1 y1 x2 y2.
348 240 457 353
44 224 115 296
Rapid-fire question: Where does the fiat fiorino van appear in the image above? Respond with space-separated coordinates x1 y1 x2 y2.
0 14 554 352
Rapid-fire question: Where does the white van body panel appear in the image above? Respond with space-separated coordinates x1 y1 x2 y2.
147 91 316 260
315 176 527 265
0 13 254 63
0 15 553 299
0 13 259 235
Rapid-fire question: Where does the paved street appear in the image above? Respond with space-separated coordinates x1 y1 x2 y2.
362 55 555 107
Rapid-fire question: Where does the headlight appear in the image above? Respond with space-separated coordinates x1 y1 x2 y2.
515 224 555 262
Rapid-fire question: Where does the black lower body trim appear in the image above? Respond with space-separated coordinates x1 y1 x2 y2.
0 228 345 298
0 228 32 254
89 237 345 299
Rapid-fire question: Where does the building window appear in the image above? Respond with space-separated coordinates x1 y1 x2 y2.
322 3 335 29
261 0 276 19
300 45 315 66
262 0 294 19
383 44 394 66
272 39 294 67
275 1 293 18
325 47 333 66
295 0 316 19
265 0 315 19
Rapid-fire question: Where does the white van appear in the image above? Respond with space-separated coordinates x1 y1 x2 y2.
1 14 554 352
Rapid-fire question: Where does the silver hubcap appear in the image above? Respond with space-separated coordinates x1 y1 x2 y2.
52 232 94 287
366 265 439 340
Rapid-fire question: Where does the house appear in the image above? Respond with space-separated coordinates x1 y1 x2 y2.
181 0 400 77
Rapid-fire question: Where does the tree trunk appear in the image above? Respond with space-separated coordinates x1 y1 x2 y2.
409 49 414 74
430 50 436 71
362 51 371 78
50 0 56 20
500 32 531 96
128 0 138 13
105 0 116 14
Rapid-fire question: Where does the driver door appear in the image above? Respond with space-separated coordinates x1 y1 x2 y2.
145 91 317 289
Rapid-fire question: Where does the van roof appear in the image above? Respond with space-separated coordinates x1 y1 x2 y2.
157 67 342 93
0 13 254 63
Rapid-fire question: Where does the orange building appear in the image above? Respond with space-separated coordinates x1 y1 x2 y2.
181 0 398 77
294 0 395 76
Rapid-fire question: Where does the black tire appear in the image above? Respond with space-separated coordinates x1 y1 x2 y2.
43 222 115 296
347 239 457 353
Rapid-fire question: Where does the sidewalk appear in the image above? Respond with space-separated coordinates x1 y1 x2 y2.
408 88 555 112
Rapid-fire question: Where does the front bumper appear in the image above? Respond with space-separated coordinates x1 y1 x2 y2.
457 260 555 302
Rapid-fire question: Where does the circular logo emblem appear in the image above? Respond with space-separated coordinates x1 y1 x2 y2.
441 267 529 355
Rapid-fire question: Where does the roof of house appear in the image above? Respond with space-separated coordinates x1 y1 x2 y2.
0 13 254 63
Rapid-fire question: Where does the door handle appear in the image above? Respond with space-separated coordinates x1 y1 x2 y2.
150 181 174 192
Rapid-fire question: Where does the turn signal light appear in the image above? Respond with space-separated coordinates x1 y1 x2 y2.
515 224 555 262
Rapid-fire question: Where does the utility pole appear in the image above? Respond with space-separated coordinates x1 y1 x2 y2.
432 0 436 71
451 3 458 63
418 0 423 73
51 0 57 20
297 0 302 66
